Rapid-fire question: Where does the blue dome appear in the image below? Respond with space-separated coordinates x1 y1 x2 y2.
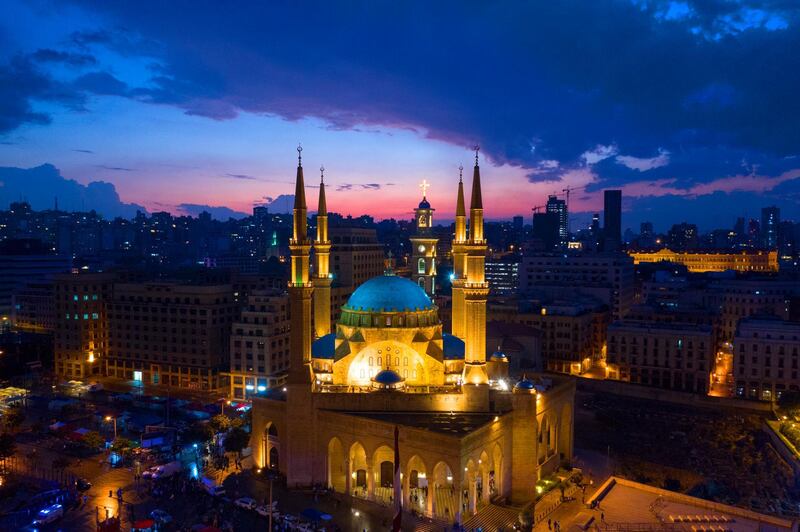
345 275 434 312
514 378 535 391
418 197 431 209
372 369 404 385
491 351 508 360
311 333 336 359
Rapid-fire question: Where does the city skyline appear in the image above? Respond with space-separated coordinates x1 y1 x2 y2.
1 1 800 229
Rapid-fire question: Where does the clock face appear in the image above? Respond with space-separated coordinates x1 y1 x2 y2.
417 244 426 253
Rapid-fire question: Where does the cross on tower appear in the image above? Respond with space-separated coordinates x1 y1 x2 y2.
419 179 431 198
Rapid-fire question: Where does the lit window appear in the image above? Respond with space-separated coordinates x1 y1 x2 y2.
418 258 426 274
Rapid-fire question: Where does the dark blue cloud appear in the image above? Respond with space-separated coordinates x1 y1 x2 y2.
0 54 85 133
31 48 97 67
3 0 800 225
0 163 145 217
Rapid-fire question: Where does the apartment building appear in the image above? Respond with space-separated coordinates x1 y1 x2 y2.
229 290 290 399
606 321 714 394
519 252 634 319
106 282 237 391
734 316 800 401
53 272 115 380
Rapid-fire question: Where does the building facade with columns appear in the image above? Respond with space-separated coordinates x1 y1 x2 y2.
251 149 575 523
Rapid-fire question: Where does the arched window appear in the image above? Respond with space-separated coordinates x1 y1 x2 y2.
377 356 382 367
369 356 374 366
418 258 426 274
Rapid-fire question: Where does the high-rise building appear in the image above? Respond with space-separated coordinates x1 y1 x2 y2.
603 190 622 251
106 282 237 391
761 206 780 249
512 215 524 234
485 255 520 295
409 183 438 295
229 290 290 399
546 195 568 247
0 238 71 317
667 222 699 250
531 212 560 251
54 272 115 380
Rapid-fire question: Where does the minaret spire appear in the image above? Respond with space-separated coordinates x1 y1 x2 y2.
286 145 316 487
462 145 489 386
318 166 327 217
313 163 332 338
469 145 483 243
294 144 306 211
451 163 468 341
455 165 466 242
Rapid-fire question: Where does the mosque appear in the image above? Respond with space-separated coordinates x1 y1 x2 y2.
250 147 575 523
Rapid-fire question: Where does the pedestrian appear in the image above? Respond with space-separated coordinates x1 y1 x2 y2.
601 512 605 522
548 518 552 530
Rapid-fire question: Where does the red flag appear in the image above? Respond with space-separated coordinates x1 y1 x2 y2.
393 425 402 531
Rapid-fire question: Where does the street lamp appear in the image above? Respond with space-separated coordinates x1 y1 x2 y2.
105 416 117 439
221 399 231 415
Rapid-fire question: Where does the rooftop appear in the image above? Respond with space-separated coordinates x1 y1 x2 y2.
587 477 794 532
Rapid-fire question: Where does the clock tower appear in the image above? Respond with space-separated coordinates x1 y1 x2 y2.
410 180 438 295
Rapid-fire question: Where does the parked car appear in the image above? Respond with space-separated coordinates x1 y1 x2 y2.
150 509 173 524
141 465 160 479
75 478 92 491
33 503 64 525
255 503 278 518
234 497 257 510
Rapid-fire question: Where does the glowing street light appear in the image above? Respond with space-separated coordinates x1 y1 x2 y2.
105 415 117 439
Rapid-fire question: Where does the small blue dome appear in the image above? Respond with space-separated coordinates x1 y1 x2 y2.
443 333 465 360
491 351 507 360
311 333 336 359
372 369 404 385
419 197 431 209
514 378 535 392
345 274 434 312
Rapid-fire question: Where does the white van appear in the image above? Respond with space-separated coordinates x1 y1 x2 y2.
200 476 226 497
151 461 182 479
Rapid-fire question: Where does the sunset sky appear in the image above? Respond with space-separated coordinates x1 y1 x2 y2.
1 1 799 231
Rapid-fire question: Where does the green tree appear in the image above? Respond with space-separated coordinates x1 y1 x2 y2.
224 427 250 456
81 430 105 450
110 437 134 457
209 414 231 433
0 432 16 462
